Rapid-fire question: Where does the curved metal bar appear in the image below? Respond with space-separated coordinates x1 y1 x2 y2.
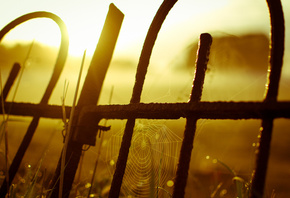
0 11 69 104
250 0 285 197
109 0 178 197
130 0 178 104
0 11 69 196
264 0 285 103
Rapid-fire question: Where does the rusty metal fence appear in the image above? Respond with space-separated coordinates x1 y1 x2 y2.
0 0 289 197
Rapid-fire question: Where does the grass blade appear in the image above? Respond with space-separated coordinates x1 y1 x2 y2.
59 50 86 198
24 158 44 198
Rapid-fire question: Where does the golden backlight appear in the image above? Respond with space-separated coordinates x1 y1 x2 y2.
0 0 290 197
1 0 287 58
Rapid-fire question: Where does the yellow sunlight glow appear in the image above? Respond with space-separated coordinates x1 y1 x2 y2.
0 0 233 58
0 0 289 69
1 15 104 57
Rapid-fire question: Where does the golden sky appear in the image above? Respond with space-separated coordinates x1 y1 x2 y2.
1 3 290 194
0 0 289 104
0 0 289 59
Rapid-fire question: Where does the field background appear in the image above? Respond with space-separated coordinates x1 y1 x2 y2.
0 0 290 197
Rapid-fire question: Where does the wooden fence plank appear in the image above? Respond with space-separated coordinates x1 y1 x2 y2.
48 4 124 197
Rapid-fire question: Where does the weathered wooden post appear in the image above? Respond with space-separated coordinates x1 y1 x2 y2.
0 1 287 197
48 4 124 197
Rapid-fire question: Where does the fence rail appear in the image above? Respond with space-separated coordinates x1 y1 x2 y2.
0 0 287 197
1 101 290 120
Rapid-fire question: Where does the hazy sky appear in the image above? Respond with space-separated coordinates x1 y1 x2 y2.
1 3 290 193
0 0 289 103
0 0 289 59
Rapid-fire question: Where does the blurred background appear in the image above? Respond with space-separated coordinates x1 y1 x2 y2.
0 0 289 197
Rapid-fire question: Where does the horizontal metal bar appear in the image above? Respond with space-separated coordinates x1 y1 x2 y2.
0 102 72 119
1 101 290 120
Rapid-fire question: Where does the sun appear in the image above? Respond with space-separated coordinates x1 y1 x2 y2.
0 11 108 57
1 18 60 46
0 1 199 59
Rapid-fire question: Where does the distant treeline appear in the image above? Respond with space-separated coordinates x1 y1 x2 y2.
174 33 269 73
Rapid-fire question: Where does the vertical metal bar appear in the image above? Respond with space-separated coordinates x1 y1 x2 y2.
108 0 178 197
0 63 21 101
172 33 212 198
250 0 284 197
0 12 69 197
48 4 123 197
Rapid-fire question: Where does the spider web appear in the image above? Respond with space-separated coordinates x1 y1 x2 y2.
106 120 182 197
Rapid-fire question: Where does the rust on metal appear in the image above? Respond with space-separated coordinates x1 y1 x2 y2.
0 11 69 197
0 63 21 101
173 33 212 198
108 1 179 197
0 1 287 197
1 101 290 120
250 0 285 197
